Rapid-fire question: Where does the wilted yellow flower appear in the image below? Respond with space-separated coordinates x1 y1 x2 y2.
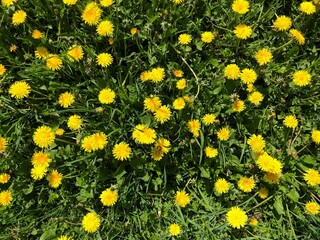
249 218 258 226
175 190 190 207
9 81 31 99
273 16 292 31
35 47 49 60
100 188 118 206
130 27 138 36
258 187 269 199
264 172 281 184
234 24 252 39
178 33 192 44
12 10 27 25
9 44 17 52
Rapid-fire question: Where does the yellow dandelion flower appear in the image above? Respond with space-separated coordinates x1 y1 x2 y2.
55 128 65 136
130 27 138 36
140 71 151 82
169 223 181 236
154 106 171 123
0 64 6 76
238 177 255 192
9 81 31 99
273 16 292 31
217 127 230 141
67 115 82 131
202 114 216 125
306 201 320 215
9 44 17 52
31 165 48 180
205 146 218 158
234 24 252 39
154 138 171 154
255 48 273 66
67 45 84 62
249 217 258 226
175 190 190 207
150 67 165 83
0 190 12 206
32 29 43 39
151 147 164 161
96 53 113 67
248 91 263 105
292 70 311 87
0 137 8 152
201 31 214 43
247 134 265 153
264 172 281 184
232 0 250 14
304 169 320 186
82 212 101 233
240 68 257 85
283 115 298 128
214 178 230 194
289 29 305 45
98 88 116 104
311 130 320 144
33 126 55 148
59 92 75 108
173 97 186 110
224 64 240 80
12 10 27 25
299 1 316 14
112 142 132 161
232 99 245 112
92 132 108 150
188 119 201 137
144 96 162 112
132 124 156 144
97 20 114 36
2 0 17 7
0 173 10 184
178 33 192 44
256 153 282 174
172 0 185 4
226 207 248 229
82 2 102 26
35 47 49 60
63 0 77 5
258 187 269 199
58 236 72 240
46 54 63 71
176 78 187 89
247 83 254 92
100 0 113 7
100 188 118 206
174 70 184 78
48 170 63 188
31 151 52 167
